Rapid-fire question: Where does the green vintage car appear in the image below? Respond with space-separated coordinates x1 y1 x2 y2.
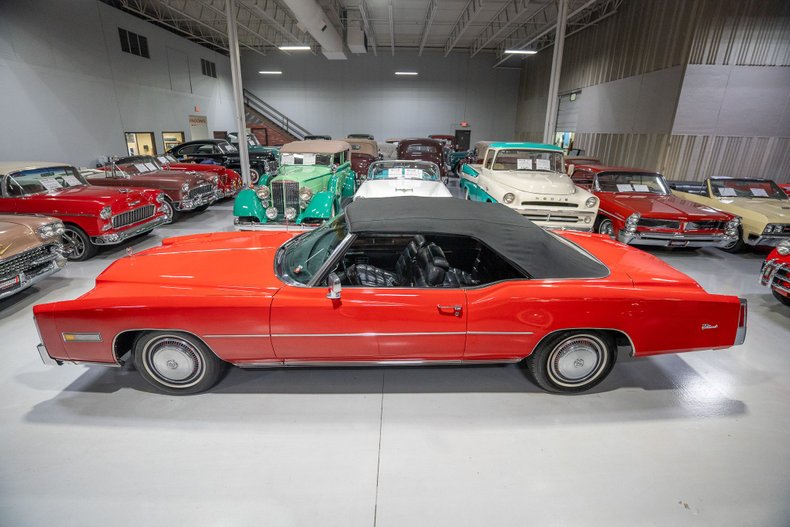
233 140 356 227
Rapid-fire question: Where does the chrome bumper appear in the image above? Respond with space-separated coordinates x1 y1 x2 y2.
92 214 167 245
514 208 597 232
174 192 216 211
617 231 735 248
36 343 60 366
233 218 314 231
0 256 66 301
760 259 789 296
735 298 747 346
747 234 790 247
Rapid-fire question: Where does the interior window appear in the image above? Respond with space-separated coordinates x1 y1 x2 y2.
484 152 494 169
333 233 524 288
571 170 594 187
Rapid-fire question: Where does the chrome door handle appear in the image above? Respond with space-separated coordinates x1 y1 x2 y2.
437 304 463 317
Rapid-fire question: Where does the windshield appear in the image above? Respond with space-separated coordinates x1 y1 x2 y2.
281 152 333 166
8 166 87 195
710 179 787 199
492 149 564 173
368 161 440 181
597 172 669 194
219 143 238 154
282 215 348 285
116 160 159 175
156 155 179 166
405 144 439 155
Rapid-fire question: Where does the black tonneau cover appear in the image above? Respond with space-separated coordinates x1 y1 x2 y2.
345 197 608 279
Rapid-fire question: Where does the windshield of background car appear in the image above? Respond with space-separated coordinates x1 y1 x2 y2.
280 152 333 166
8 166 88 195
492 149 564 173
368 161 440 180
405 144 439 155
710 179 787 199
282 215 348 285
117 160 159 175
219 143 238 154
597 173 669 194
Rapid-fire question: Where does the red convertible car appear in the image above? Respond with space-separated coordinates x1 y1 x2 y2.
397 138 449 183
780 183 790 197
33 198 746 395
571 164 739 248
760 240 790 306
1 162 167 261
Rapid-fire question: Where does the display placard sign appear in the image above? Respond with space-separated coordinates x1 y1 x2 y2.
718 187 737 197
633 184 650 192
616 184 634 192
144 163 158 172
63 175 83 187
281 153 295 165
750 187 768 197
157 157 169 165
387 168 404 176
404 168 423 178
40 178 62 191
517 159 533 170
301 153 316 165
134 163 148 173
535 159 551 171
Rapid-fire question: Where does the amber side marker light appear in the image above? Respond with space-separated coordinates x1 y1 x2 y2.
62 332 102 343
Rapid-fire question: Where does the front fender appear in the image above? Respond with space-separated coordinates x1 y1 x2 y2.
459 178 497 203
297 191 335 224
233 188 267 222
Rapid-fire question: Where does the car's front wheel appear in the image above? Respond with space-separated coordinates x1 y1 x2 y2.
773 289 790 306
62 225 97 261
161 199 179 224
525 331 616 393
719 226 746 253
595 217 615 239
133 331 227 394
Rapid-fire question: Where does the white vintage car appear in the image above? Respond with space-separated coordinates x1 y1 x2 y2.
354 160 452 200
459 142 599 231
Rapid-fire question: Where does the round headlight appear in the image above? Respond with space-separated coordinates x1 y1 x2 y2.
37 224 53 239
299 187 313 203
774 224 784 233
777 240 790 256
265 207 278 220
503 193 515 204
284 207 297 221
181 182 190 193
256 187 270 200
585 196 598 208
211 175 219 184
100 206 112 220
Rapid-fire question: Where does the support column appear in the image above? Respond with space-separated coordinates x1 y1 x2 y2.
542 0 569 144
225 0 252 186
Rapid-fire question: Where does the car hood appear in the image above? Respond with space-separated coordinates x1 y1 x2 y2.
272 165 330 183
495 171 577 195
603 193 731 220
0 217 47 261
355 179 452 199
26 185 157 209
101 171 209 189
96 231 296 292
713 198 790 221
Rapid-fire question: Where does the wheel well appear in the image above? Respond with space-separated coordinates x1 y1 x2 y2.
112 329 219 364
527 328 634 359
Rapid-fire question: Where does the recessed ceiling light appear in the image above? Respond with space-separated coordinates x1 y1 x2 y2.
279 45 311 51
504 49 537 55
395 71 418 76
259 71 282 75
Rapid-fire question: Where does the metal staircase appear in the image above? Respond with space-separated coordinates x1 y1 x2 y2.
243 89 312 145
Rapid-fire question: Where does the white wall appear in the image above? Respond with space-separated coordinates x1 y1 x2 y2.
240 50 520 145
0 0 236 167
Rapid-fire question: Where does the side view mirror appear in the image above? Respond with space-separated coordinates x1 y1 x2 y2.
566 163 575 176
327 272 342 299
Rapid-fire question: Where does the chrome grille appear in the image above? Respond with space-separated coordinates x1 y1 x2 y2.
638 218 681 229
521 201 578 208
271 180 299 213
522 212 580 223
188 184 213 199
685 220 725 231
112 205 155 229
0 245 56 279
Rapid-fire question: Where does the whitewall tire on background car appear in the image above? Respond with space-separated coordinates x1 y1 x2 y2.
525 330 616 393
596 217 615 239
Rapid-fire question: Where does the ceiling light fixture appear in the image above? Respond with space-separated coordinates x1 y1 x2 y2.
279 45 311 51
395 71 418 76
504 49 537 55
258 71 283 75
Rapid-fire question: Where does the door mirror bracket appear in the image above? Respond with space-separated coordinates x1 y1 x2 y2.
327 272 342 299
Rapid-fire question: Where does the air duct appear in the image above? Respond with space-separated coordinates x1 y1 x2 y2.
279 0 347 59
347 11 366 54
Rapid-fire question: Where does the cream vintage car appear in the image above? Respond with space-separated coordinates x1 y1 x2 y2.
354 160 452 200
459 142 599 231
673 177 790 252
1 213 67 300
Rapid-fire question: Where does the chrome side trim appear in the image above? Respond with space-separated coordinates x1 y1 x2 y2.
271 331 467 337
468 331 534 335
735 298 747 346
234 358 523 368
203 334 270 338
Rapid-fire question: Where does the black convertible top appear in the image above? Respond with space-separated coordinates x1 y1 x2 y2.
345 197 608 279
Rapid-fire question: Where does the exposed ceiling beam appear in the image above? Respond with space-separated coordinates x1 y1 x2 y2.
358 2 377 56
388 2 395 56
444 0 484 56
418 0 439 56
245 0 309 44
119 0 231 51
470 0 531 57
191 0 284 49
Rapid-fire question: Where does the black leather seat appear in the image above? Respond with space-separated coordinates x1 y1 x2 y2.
413 244 450 287
444 267 478 287
346 235 427 287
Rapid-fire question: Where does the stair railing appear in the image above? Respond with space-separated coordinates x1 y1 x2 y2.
243 89 312 140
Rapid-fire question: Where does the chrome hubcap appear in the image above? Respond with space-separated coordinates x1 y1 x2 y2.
250 170 259 184
599 219 615 238
63 229 85 259
143 336 204 387
547 335 607 388
162 202 174 223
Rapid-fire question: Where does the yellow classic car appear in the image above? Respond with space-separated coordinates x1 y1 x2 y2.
673 177 790 252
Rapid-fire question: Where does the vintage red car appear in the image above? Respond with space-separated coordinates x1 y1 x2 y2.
33 197 746 395
397 138 449 183
570 164 740 248
428 134 457 150
0 162 167 261
760 240 790 306
779 183 790 197
346 138 379 184
155 155 243 198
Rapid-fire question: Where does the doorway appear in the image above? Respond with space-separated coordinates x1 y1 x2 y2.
162 131 185 150
125 132 157 156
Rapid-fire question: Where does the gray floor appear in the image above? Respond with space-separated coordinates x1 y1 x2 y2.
1 187 789 527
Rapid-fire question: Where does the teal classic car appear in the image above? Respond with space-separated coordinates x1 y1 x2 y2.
233 140 355 227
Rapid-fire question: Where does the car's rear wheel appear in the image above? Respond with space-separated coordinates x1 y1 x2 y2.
596 217 615 239
719 227 746 253
525 331 616 393
773 289 790 306
133 331 227 394
62 225 97 261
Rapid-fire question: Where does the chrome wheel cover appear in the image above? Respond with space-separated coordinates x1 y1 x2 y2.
546 334 608 388
598 219 615 238
250 169 260 185
142 335 205 388
162 201 174 223
62 228 86 259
